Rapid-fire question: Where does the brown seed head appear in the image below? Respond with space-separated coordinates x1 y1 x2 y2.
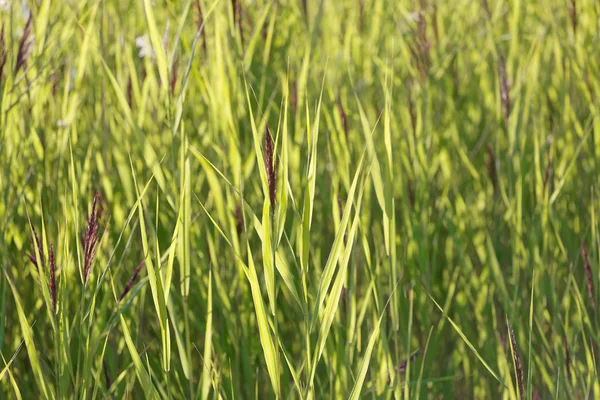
118 260 145 303
568 0 577 35
264 124 277 207
27 227 44 272
103 360 112 390
290 81 297 114
49 244 57 312
485 145 498 194
564 338 571 380
82 191 104 285
170 60 178 96
498 50 510 126
396 350 420 373
0 25 7 84
337 92 348 142
508 322 525 400
194 0 207 54
580 239 596 309
15 14 34 75
235 204 243 237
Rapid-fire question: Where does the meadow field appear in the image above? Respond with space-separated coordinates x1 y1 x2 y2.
0 0 599 398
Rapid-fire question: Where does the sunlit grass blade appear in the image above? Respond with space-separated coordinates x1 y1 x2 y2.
5 274 51 400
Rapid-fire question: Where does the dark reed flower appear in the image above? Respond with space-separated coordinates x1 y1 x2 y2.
337 92 348 141
485 145 498 194
568 0 577 35
508 322 525 400
194 0 207 54
103 360 111 390
15 14 34 75
580 239 596 309
264 124 277 207
431 4 439 44
396 350 420 373
481 0 492 20
170 60 178 96
235 204 243 237
564 338 571 381
232 0 244 48
407 81 416 136
542 144 552 193
118 260 145 303
290 81 297 114
51 69 59 97
82 191 104 285
126 76 133 109
27 227 44 272
408 9 430 83
498 50 510 127
338 196 347 244
0 25 7 84
49 244 57 312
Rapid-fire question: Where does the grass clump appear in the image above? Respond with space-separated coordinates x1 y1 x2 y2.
0 0 599 399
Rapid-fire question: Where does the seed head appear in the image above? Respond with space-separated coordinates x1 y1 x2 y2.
498 50 510 126
337 92 348 142
290 81 297 114
564 338 571 380
170 60 178 96
396 350 419 373
118 260 145 303
103 360 112 389
507 322 525 400
0 25 7 84
485 145 498 194
194 0 207 54
264 124 277 207
568 0 577 36
235 204 243 237
82 191 104 285
15 14 34 75
49 244 57 312
580 239 596 309
27 227 44 272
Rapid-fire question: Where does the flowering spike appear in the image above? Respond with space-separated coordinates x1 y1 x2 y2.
27 227 44 272
118 260 145 303
49 244 57 312
83 191 104 285
581 239 596 309
264 124 277 207
15 14 34 75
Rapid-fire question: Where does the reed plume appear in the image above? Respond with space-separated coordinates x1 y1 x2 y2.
82 191 104 285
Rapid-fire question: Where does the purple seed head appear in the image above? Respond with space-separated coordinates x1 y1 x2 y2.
396 350 419 373
27 227 44 272
564 338 571 380
83 191 104 285
498 50 510 126
103 360 112 390
194 0 207 53
580 239 596 309
49 244 57 313
118 260 145 303
15 14 34 75
337 92 348 141
508 322 525 400
235 204 243 237
0 25 7 84
264 124 277 207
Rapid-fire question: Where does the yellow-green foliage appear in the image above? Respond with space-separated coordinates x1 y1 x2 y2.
0 0 599 398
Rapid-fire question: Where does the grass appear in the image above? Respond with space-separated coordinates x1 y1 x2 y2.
0 0 599 398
